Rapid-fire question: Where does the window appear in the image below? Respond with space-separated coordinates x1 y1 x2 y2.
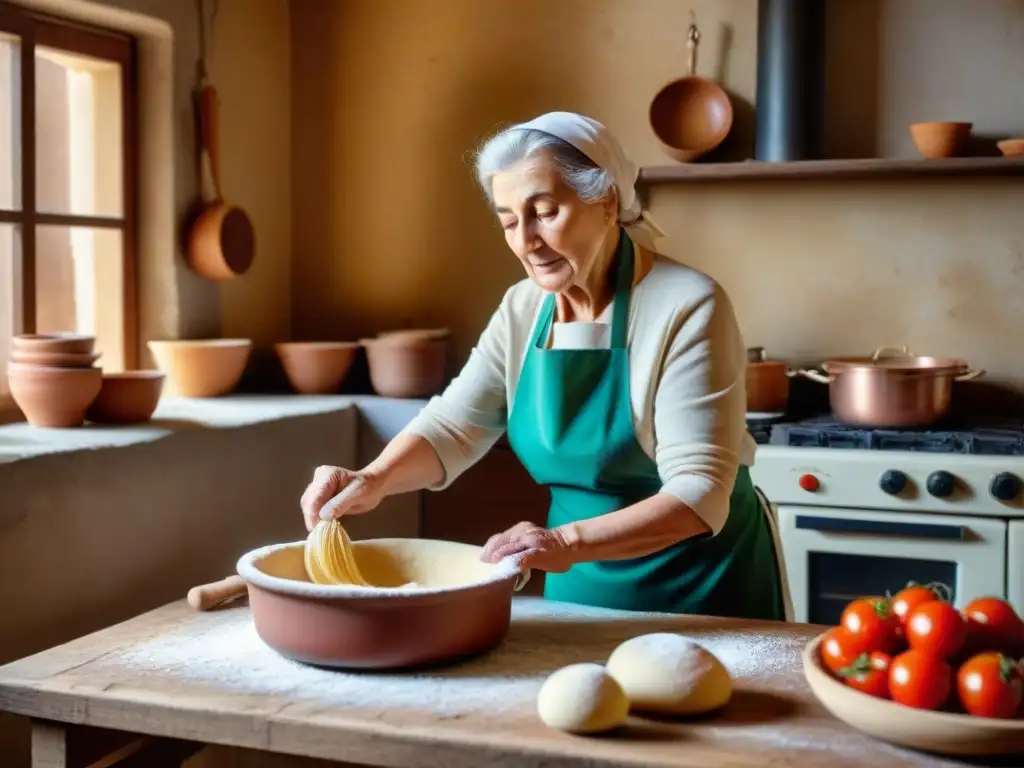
0 4 137 412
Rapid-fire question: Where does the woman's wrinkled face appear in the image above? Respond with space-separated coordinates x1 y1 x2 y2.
490 152 617 294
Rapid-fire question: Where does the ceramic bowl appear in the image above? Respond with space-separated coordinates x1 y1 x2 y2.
803 632 1024 756
85 370 165 424
12 332 95 355
10 349 101 367
274 341 360 395
909 121 972 159
6 361 103 427
996 138 1024 158
236 538 528 669
147 339 252 398
362 335 448 399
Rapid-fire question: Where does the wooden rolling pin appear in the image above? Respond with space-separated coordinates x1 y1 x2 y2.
187 574 248 611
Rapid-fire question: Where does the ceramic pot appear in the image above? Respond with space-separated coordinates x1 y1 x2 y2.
85 371 165 424
10 349 101 367
909 121 972 158
12 332 95 355
745 347 791 414
274 342 360 395
7 361 103 427
147 339 252 398
362 335 447 399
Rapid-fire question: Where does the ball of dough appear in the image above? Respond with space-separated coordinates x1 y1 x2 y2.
536 663 630 734
606 633 732 716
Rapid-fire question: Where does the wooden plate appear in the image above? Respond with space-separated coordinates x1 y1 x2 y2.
803 633 1024 756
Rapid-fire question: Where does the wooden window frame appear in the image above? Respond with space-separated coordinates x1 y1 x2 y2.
0 3 138 419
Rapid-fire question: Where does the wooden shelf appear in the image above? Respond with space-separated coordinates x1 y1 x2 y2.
638 156 1024 184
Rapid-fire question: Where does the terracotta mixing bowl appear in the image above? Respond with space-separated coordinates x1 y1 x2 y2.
147 339 252 398
236 538 528 669
362 334 448 399
274 341 360 395
86 370 165 424
909 121 972 158
996 138 1024 157
10 349 101 367
803 633 1024 756
12 332 95 355
6 361 103 427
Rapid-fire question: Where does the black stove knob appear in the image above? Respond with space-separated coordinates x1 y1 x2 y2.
880 470 908 495
990 472 1021 502
926 471 956 498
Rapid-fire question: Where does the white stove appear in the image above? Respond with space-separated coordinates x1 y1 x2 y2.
748 417 1024 625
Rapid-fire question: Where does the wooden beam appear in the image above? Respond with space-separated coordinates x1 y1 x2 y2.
31 720 203 768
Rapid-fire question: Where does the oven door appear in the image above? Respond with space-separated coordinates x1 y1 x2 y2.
1009 521 1023 616
777 505 1007 625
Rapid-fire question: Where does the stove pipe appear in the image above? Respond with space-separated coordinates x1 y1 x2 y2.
754 0 826 162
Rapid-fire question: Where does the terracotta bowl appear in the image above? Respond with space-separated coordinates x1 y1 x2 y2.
12 332 95 355
996 138 1024 158
236 538 528 670
10 349 101 368
803 633 1024 756
649 77 733 162
147 339 252 398
274 342 361 395
362 335 448 399
85 370 165 424
909 121 972 159
6 361 103 427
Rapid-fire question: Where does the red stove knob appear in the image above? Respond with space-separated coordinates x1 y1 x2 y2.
799 473 820 492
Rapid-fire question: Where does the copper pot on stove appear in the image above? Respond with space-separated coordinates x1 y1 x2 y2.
795 346 985 428
746 347 791 414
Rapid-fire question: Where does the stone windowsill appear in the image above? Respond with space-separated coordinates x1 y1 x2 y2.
0 394 428 465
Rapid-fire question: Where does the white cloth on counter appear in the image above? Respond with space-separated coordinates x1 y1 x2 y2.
400 254 756 536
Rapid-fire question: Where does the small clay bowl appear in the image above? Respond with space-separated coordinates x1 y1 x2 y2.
85 370 165 424
361 335 448 399
274 341 361 395
10 349 101 368
147 339 252 398
650 77 733 162
996 138 1024 157
909 121 972 158
12 332 95 355
236 538 528 670
6 361 103 427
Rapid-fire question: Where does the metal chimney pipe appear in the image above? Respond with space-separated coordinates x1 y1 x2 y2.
754 0 826 162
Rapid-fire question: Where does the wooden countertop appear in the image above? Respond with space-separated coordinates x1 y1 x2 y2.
0 597 985 767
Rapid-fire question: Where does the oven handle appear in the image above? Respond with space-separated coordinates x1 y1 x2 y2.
794 515 968 540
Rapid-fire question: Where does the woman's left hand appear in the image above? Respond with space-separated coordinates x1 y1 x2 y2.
481 521 574 573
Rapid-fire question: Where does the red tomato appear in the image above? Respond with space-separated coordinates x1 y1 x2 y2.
820 626 869 674
889 649 953 710
906 600 966 658
840 597 901 653
956 652 1023 719
892 584 943 626
962 597 1024 655
839 651 891 699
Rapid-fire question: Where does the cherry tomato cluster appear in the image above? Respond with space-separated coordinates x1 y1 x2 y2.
820 584 1024 719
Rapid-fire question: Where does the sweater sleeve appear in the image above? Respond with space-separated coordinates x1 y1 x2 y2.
399 293 512 490
653 283 747 536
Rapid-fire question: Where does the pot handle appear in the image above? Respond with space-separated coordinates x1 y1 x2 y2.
872 345 912 362
955 369 986 382
795 369 835 384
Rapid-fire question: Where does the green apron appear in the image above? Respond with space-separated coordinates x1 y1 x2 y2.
506 232 785 620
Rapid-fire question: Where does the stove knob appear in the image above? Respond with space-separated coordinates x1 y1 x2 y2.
990 472 1021 502
798 473 820 492
880 470 908 495
926 471 956 498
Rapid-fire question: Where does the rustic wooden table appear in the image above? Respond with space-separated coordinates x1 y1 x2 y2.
0 597 996 767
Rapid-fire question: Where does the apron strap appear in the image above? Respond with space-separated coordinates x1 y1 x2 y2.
609 231 634 350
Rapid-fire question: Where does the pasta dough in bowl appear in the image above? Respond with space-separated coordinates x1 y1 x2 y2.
236 533 529 669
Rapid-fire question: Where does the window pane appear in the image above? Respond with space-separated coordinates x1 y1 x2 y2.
0 32 18 212
35 47 122 217
0 223 16 395
36 225 124 372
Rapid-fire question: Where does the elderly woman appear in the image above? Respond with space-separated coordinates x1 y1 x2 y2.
300 112 786 621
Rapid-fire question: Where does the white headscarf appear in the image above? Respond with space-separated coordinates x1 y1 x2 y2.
512 111 667 253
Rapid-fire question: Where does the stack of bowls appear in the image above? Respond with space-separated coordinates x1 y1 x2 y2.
7 333 103 427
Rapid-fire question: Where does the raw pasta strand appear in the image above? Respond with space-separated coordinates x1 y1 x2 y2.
304 520 372 586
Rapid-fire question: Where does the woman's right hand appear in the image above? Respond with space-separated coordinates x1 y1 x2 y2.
300 465 386 532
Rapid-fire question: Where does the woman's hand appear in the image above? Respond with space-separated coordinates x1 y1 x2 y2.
300 465 386 532
481 521 574 573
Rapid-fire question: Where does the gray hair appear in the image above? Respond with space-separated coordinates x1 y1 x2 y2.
473 127 614 206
